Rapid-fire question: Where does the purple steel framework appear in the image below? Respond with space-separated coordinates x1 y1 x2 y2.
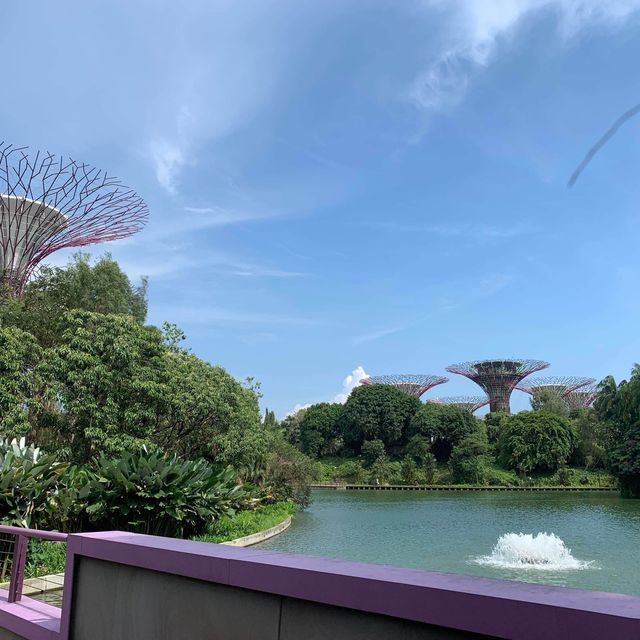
516 376 595 398
0 142 148 295
429 395 491 413
445 359 550 414
360 374 448 398
564 382 600 410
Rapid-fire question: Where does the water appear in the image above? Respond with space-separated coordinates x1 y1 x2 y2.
256 490 640 595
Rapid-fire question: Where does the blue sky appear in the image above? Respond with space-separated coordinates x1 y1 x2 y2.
3 1 640 416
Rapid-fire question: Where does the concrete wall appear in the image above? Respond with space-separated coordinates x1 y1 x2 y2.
70 558 480 640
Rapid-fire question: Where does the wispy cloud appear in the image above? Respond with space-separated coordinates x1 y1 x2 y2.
149 305 320 328
372 221 532 240
352 272 516 344
410 1 640 115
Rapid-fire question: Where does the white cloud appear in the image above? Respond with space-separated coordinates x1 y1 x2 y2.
334 366 369 403
411 0 640 113
285 403 312 418
149 139 187 196
284 365 369 418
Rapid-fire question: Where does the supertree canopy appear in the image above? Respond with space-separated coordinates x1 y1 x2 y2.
429 395 490 413
564 382 600 410
516 376 595 398
445 359 550 414
360 374 449 399
0 142 148 295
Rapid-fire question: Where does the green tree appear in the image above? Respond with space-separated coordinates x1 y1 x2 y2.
530 388 569 417
155 350 261 464
571 409 606 469
339 385 421 451
361 439 387 466
498 411 576 476
409 403 476 462
281 408 307 449
595 366 640 496
0 327 42 439
40 310 166 462
298 402 342 457
2 253 147 347
449 426 492 484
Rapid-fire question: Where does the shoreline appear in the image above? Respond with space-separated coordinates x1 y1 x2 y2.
311 483 617 492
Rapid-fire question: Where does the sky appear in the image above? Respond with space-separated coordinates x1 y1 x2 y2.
2 0 640 417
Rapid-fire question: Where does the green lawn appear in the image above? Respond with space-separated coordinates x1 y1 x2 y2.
194 502 295 544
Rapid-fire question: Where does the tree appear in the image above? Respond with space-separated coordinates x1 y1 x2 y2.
409 403 476 461
40 310 166 462
154 350 261 463
530 388 569 417
498 411 576 475
449 426 492 484
281 408 307 449
1 253 147 348
571 409 606 469
298 403 342 457
595 367 640 497
0 327 42 439
361 439 386 466
339 385 421 451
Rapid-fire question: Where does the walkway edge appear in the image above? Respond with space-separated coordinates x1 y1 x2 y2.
221 515 292 547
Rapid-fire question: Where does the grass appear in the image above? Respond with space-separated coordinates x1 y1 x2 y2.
24 539 67 579
194 502 295 544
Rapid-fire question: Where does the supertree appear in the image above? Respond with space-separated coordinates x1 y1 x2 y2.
516 376 595 398
428 395 490 414
360 374 448 399
0 142 148 296
445 359 550 414
564 382 600 410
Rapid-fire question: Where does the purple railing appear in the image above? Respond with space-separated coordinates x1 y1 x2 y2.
0 525 67 603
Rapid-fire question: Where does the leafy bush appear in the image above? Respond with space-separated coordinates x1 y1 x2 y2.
334 460 366 483
86 448 246 538
0 438 67 527
409 403 476 461
264 441 316 507
361 439 386 466
449 427 492 484
498 411 576 475
367 460 401 485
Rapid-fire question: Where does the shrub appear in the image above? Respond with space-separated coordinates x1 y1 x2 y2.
449 427 492 484
498 411 576 475
264 441 316 507
361 439 386 466
0 438 67 528
334 460 366 483
368 460 401 485
409 403 476 461
86 448 247 538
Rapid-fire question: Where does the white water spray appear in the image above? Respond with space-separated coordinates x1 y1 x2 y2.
473 533 592 571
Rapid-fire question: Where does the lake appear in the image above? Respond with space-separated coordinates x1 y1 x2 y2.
256 490 640 595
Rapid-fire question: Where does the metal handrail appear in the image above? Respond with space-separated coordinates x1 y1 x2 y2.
0 525 67 603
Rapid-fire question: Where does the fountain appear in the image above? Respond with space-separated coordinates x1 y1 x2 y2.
473 532 592 571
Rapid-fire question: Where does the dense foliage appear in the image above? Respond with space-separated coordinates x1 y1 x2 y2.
409 403 476 461
449 426 492 484
498 411 576 475
595 365 640 497
298 403 342 457
339 385 421 452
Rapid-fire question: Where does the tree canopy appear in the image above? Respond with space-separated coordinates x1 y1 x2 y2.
498 410 576 475
339 384 421 452
298 402 342 457
409 402 476 461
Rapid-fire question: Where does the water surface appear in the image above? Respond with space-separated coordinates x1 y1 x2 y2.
257 490 640 595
